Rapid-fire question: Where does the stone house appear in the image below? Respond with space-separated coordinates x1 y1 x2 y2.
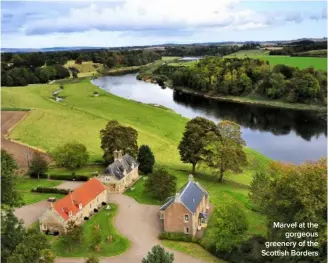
39 177 107 234
159 174 210 236
97 150 139 193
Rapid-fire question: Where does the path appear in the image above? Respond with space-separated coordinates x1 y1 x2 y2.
1 111 51 170
56 194 206 263
55 181 84 190
14 200 49 227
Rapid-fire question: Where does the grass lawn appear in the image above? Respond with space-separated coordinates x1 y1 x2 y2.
48 165 106 177
162 240 226 263
51 204 130 257
16 177 64 205
225 50 327 70
3 77 268 238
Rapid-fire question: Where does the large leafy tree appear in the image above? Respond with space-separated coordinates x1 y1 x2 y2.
52 142 89 170
137 145 155 174
178 117 216 173
142 245 174 263
144 166 176 201
28 152 49 179
59 221 84 252
202 121 247 182
1 149 22 206
201 202 248 254
1 207 26 263
7 229 50 263
249 159 327 249
100 120 138 164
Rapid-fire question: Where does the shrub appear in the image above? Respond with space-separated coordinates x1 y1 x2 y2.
84 217 89 221
31 187 69 195
101 202 107 206
94 208 98 213
49 175 89 181
158 232 195 242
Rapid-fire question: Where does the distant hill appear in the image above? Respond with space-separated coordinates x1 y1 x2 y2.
1 47 108 53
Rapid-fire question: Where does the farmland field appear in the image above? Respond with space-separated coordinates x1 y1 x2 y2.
226 49 327 70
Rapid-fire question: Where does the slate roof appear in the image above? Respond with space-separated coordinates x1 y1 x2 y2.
160 180 208 213
53 178 106 221
104 154 139 180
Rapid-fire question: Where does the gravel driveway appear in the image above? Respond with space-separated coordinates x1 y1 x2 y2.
56 194 206 263
14 200 49 227
55 181 85 191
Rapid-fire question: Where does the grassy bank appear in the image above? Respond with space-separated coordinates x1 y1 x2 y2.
174 86 326 112
51 204 130 257
3 78 268 239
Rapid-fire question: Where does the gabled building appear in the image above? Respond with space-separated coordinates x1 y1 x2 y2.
39 177 107 233
159 174 210 236
98 150 139 193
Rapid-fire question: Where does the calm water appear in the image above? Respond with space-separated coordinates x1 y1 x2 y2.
92 74 327 164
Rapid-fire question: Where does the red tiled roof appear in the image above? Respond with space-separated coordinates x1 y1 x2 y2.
53 177 106 221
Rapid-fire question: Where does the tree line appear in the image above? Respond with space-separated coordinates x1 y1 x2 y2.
1 49 161 86
269 40 327 57
156 57 327 105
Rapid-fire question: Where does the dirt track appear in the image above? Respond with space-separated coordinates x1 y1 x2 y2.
1 111 51 170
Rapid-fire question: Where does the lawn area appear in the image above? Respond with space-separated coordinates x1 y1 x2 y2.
48 165 106 177
16 177 64 205
2 77 268 238
162 240 225 263
225 49 327 70
51 204 130 257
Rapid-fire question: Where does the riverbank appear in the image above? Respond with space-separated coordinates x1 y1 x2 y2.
172 86 326 112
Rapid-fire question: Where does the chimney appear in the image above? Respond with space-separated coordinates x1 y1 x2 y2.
117 150 123 160
113 150 118 161
174 192 181 203
188 174 194 182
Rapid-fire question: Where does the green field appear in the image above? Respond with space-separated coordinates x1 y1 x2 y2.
16 177 64 205
3 77 269 247
225 49 327 70
64 60 104 78
51 204 130 257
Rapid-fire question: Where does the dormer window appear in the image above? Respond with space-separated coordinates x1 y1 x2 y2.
69 211 72 217
79 203 82 210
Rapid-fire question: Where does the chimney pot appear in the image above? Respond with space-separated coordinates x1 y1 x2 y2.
188 174 194 182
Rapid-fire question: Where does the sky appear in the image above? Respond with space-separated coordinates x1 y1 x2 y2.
1 0 327 48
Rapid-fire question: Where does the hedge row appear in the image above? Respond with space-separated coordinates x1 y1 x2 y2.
158 232 198 242
31 187 69 195
49 175 89 181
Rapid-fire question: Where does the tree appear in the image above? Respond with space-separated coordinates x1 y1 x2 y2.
1 207 26 263
142 245 174 263
200 202 248 254
137 145 155 174
28 152 49 179
39 249 55 263
202 121 247 182
1 149 22 206
144 166 176 200
60 221 83 252
100 120 138 164
7 229 50 263
178 117 216 173
52 142 89 170
249 159 327 251
85 255 100 263
90 224 102 251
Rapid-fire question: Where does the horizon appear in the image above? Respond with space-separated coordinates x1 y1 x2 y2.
1 0 327 49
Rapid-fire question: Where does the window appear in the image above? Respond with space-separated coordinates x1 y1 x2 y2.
79 203 82 210
69 211 72 217
184 214 189 222
184 227 189 234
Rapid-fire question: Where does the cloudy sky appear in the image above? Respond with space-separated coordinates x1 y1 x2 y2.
1 0 327 48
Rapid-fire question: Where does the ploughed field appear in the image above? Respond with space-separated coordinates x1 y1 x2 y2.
2 78 269 238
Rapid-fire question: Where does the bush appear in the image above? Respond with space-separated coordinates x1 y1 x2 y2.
159 232 195 242
84 217 89 221
29 173 48 179
94 208 98 213
31 187 69 195
49 175 89 181
101 202 106 206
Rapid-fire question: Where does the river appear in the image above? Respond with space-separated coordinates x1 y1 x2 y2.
92 74 327 164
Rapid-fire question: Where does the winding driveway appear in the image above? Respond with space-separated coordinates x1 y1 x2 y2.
56 194 206 263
